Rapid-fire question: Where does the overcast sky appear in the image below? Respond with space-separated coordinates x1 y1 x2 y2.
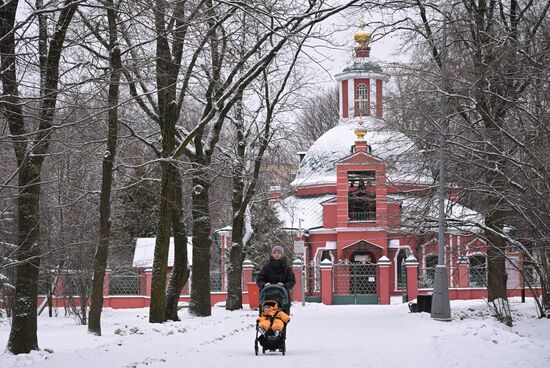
303 9 411 89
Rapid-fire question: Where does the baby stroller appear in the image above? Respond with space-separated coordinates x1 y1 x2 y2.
254 284 290 356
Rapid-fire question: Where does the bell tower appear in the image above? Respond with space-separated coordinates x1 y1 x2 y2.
335 24 388 120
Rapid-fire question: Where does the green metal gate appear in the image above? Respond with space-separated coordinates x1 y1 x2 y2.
333 259 378 304
304 261 322 303
401 258 408 302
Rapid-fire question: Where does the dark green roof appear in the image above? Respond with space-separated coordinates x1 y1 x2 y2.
343 61 383 73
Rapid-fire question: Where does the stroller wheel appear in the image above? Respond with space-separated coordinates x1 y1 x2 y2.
282 347 285 356
254 345 258 356
262 347 266 354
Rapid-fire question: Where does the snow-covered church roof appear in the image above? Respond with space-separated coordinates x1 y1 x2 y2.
394 194 483 233
275 193 482 233
290 117 431 188
276 194 335 230
132 237 193 268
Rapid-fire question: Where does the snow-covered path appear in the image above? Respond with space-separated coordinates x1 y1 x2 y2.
1 300 549 368
189 302 549 368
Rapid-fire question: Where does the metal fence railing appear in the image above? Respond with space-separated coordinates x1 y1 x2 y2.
304 261 321 301
524 264 541 287
109 273 144 295
210 271 223 292
38 276 55 295
348 211 376 221
418 266 435 289
468 265 487 288
398 259 406 291
62 276 90 296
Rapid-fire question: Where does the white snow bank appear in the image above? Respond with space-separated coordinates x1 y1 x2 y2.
0 298 548 368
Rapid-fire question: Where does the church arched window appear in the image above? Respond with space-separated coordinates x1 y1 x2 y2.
347 171 376 221
469 254 487 287
355 83 369 116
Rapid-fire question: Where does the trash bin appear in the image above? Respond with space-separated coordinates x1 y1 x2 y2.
417 294 432 313
247 282 259 309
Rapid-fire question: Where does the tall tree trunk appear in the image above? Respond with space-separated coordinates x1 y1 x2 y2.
226 226 246 310
486 212 507 301
149 159 176 323
88 0 122 335
189 159 212 316
226 94 246 311
8 169 41 353
148 0 181 323
483 118 508 302
2 1 79 353
165 168 189 321
79 280 88 325
540 248 550 314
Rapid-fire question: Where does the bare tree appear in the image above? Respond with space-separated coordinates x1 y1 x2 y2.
115 0 363 319
164 166 190 321
171 0 363 318
382 0 550 318
84 0 124 335
295 86 339 147
1 0 81 353
225 35 310 310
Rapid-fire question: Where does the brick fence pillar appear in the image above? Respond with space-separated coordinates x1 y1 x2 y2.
242 259 254 285
292 259 303 302
242 259 258 309
102 269 111 308
55 274 64 297
377 256 391 305
103 269 111 297
406 256 419 301
320 259 333 305
144 269 153 297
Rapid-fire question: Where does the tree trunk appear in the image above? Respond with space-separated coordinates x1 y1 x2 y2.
540 248 550 314
2 1 79 353
165 168 189 321
79 281 88 325
149 160 176 323
7 168 41 353
226 101 246 310
483 116 509 302
48 286 53 317
189 160 212 317
226 235 246 311
486 211 507 302
148 0 182 323
88 0 121 335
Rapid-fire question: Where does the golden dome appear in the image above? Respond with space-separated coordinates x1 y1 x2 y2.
354 121 367 141
354 31 371 47
354 21 371 47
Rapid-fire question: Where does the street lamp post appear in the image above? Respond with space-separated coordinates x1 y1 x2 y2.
431 11 452 322
298 218 306 306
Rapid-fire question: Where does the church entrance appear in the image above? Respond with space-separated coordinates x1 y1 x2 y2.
333 251 378 304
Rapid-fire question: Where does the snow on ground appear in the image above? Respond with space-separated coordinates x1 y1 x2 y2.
1 298 549 368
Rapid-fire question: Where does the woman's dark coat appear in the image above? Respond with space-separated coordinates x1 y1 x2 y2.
256 256 296 291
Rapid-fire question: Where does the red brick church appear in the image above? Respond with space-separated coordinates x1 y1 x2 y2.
272 28 531 304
